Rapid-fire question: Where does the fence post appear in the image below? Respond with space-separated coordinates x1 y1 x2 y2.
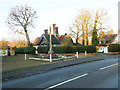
85 51 87 56
50 53 52 62
76 52 78 58
25 54 26 60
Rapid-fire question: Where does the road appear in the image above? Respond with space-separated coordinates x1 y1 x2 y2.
3 57 119 89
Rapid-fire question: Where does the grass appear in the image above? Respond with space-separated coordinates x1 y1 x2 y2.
2 54 94 72
2 55 51 72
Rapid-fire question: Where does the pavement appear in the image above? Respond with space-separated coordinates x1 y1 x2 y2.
2 53 119 81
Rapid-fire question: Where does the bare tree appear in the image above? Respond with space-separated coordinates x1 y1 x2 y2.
69 19 82 45
77 9 92 45
6 5 38 46
106 29 114 35
69 9 92 45
92 9 108 45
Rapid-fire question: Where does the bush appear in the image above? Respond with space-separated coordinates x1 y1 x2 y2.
85 45 96 53
37 46 49 53
37 45 96 53
108 44 120 52
53 46 65 53
76 45 96 53
15 47 35 54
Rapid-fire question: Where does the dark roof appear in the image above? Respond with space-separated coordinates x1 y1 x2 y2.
43 34 60 45
98 34 117 46
34 34 60 46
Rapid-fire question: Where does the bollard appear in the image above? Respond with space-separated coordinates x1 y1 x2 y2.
25 54 26 60
76 52 78 58
50 53 52 62
85 51 87 56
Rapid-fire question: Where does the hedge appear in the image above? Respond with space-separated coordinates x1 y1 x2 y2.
37 45 96 53
108 44 120 52
15 47 35 54
14 45 96 54
37 46 49 53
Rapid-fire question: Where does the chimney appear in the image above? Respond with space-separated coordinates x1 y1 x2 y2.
44 29 48 34
56 27 59 37
53 24 56 36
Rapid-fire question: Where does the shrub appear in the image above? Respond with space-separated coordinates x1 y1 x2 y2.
108 44 120 52
15 47 35 54
76 45 96 53
37 46 49 53
53 46 65 53
37 45 96 53
85 45 96 53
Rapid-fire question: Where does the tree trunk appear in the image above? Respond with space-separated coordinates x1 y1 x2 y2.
76 31 79 45
92 19 98 46
24 28 31 47
86 22 88 45
82 24 85 46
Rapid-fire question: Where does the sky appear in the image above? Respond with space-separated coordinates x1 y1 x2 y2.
0 0 119 41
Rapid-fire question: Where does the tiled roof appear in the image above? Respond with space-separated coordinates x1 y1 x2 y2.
33 37 41 45
60 37 73 46
58 35 72 43
98 34 117 46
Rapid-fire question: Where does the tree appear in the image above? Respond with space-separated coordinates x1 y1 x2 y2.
0 39 9 49
69 20 81 45
6 5 38 46
8 39 28 48
69 9 92 45
92 9 108 45
106 29 114 35
99 30 105 38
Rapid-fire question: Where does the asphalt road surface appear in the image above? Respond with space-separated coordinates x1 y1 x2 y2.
3 57 118 89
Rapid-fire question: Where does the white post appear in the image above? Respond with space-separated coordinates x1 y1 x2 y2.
85 51 87 56
50 53 52 62
77 52 78 58
25 54 26 60
34 46 38 55
75 52 78 58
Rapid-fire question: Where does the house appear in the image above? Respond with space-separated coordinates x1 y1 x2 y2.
34 24 74 47
96 34 117 53
34 34 60 47
111 33 120 44
58 34 74 46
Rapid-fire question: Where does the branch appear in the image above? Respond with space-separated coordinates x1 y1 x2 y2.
14 30 25 36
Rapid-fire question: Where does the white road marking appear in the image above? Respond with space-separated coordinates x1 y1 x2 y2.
44 73 88 90
100 63 118 70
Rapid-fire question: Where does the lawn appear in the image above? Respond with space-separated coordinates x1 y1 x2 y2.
2 53 95 72
2 54 51 72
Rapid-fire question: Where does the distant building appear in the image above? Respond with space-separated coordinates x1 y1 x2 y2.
111 33 120 44
96 34 118 53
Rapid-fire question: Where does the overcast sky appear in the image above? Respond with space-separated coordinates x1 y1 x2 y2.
0 0 119 41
